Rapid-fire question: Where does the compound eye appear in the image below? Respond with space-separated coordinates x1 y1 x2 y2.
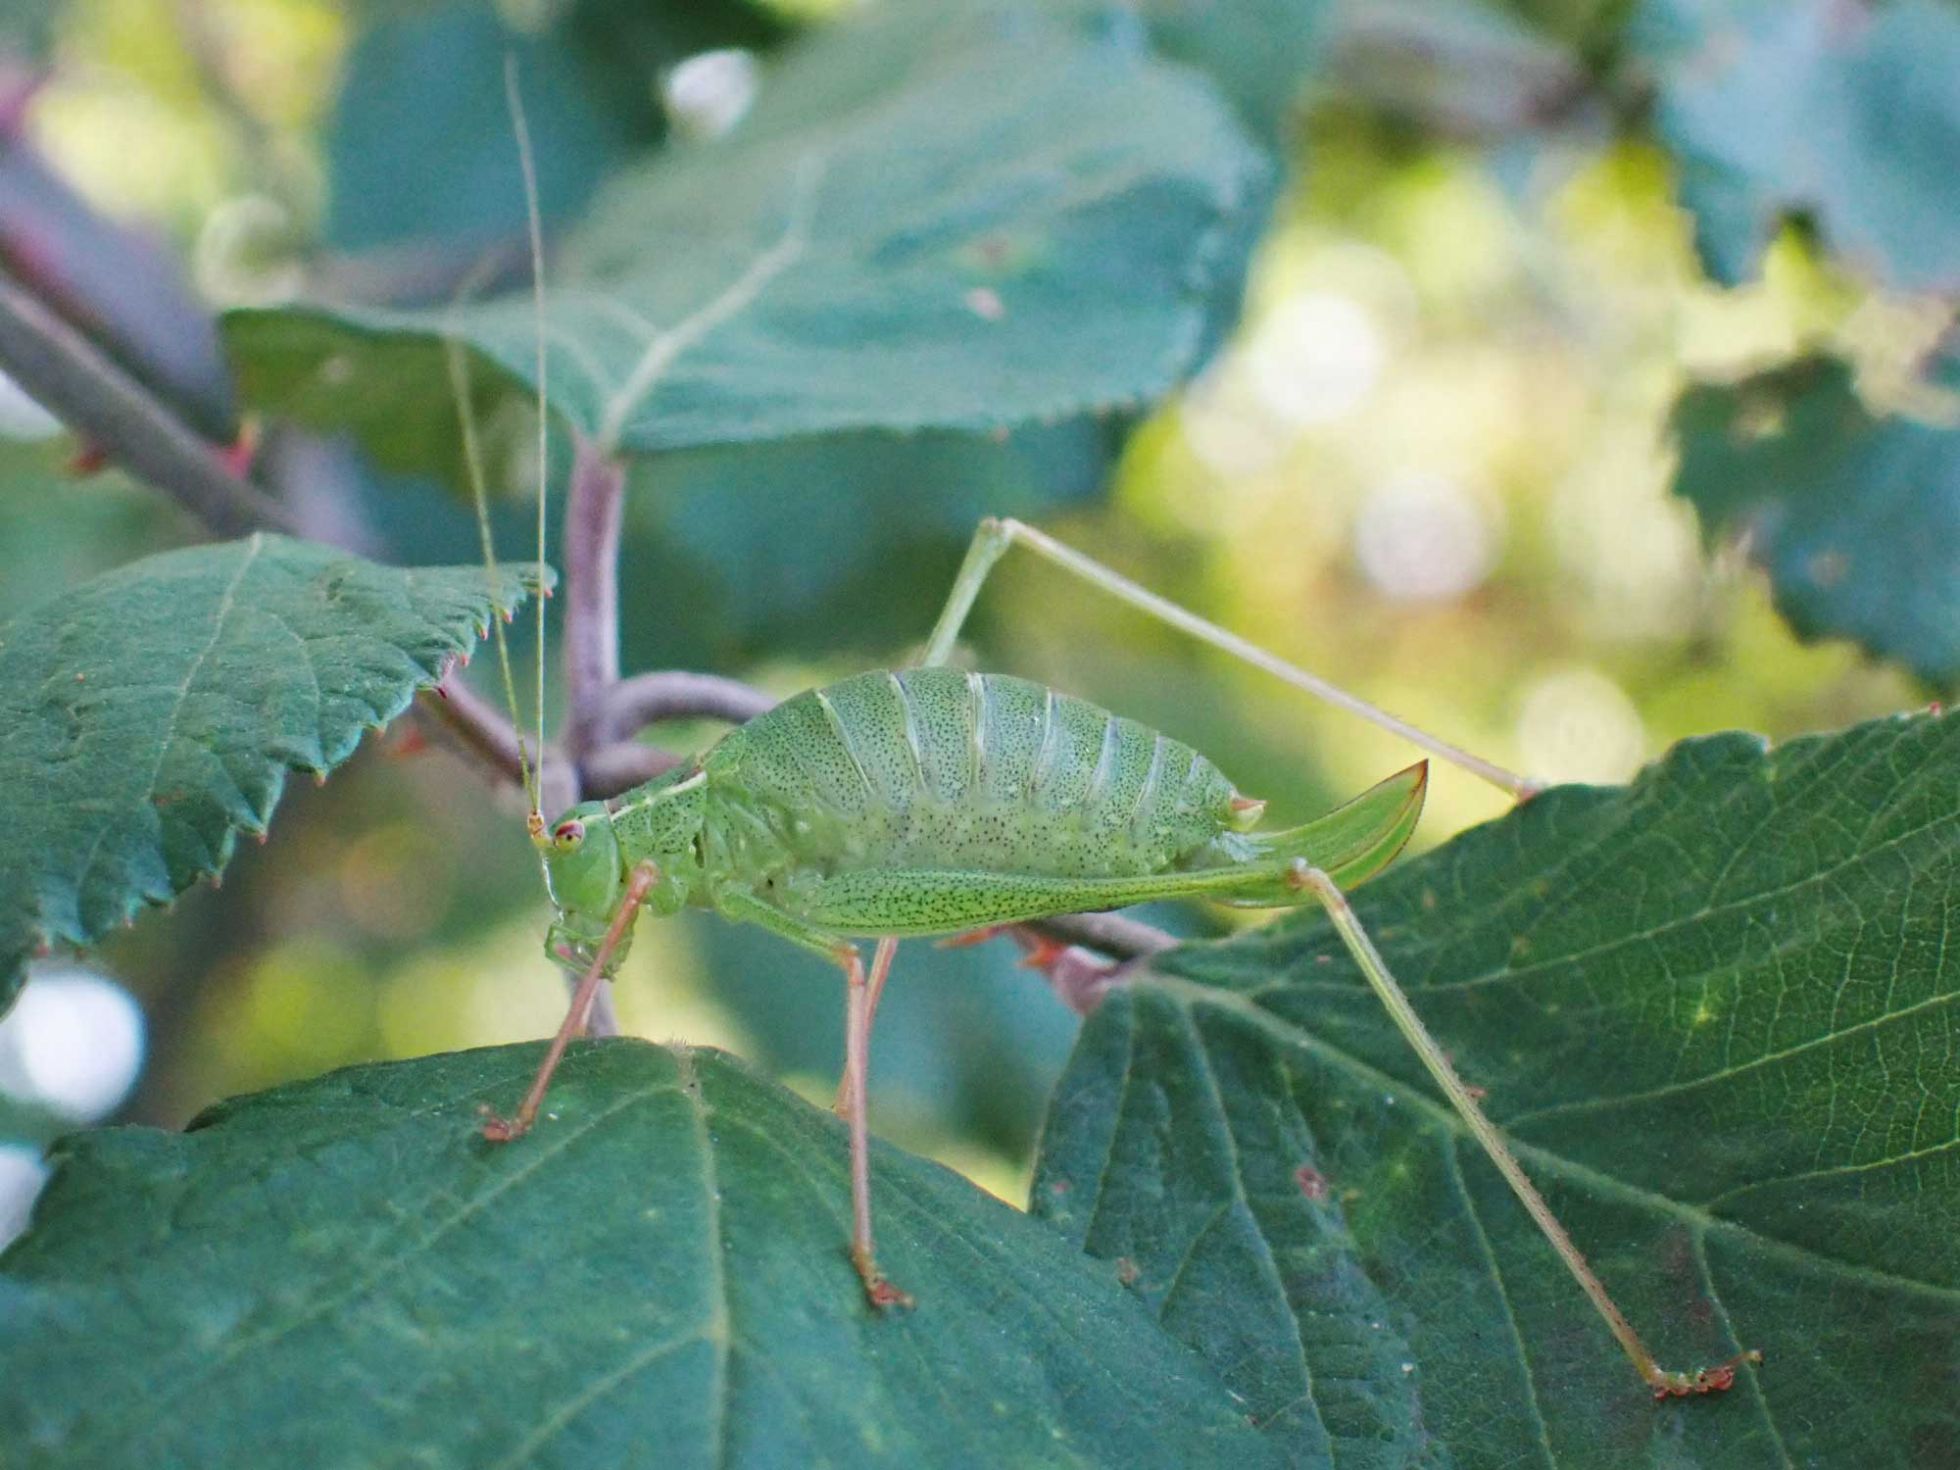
552 819 586 849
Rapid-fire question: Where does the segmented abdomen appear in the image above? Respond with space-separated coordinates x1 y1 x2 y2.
701 668 1238 881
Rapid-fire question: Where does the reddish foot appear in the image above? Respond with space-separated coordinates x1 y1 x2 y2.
863 1276 915 1311
478 1104 532 1144
216 420 260 479
852 1246 915 1312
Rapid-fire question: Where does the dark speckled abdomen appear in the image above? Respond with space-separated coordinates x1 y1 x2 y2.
697 669 1241 886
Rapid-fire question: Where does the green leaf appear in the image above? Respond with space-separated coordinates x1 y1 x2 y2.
0 1042 1291 1469
0 1094 66 1152
1114 0 1331 142
225 0 1270 476
1633 0 1960 291
323 0 788 257
1035 710 1959 1466
323 0 637 255
0 535 537 1016
1670 353 1960 687
621 418 1117 663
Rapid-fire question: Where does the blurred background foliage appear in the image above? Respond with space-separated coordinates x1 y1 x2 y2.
0 0 1953 1229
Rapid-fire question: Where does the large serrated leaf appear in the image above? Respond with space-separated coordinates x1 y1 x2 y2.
1035 711 1959 1467
1633 0 1960 292
1671 353 1960 688
0 535 537 1015
0 1041 1289 1470
225 0 1269 477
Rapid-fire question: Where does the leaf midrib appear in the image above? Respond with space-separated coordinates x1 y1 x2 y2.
69 538 260 933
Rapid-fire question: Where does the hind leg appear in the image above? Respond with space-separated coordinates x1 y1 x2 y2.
1285 859 1757 1397
919 517 1539 799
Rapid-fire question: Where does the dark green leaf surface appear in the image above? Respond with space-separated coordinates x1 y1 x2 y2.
323 0 636 255
1118 0 1330 141
0 536 536 1015
1671 354 1960 687
1634 0 1960 291
0 1094 65 1152
0 1042 1288 1470
1036 711 1960 1467
622 418 1116 663
226 0 1269 476
322 0 788 259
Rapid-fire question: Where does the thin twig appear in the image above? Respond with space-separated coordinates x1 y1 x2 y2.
422 676 579 817
0 253 542 823
420 677 530 784
1005 915 1179 1014
597 672 778 744
0 271 290 537
559 433 626 758
1027 912 1178 961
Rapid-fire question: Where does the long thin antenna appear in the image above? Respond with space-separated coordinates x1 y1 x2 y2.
447 337 538 816
506 52 550 819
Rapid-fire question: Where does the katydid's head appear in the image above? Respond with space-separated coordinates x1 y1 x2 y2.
534 772 705 972
536 801 626 970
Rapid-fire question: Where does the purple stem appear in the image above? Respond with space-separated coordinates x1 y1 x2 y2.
559 433 626 758
596 672 777 744
0 271 288 537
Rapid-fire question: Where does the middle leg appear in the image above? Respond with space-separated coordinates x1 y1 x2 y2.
841 941 912 1310
712 888 912 1309
833 935 898 1117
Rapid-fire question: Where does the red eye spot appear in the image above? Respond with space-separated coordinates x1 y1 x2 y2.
553 819 585 848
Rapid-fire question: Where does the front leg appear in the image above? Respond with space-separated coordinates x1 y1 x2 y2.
483 860 662 1143
712 888 913 1310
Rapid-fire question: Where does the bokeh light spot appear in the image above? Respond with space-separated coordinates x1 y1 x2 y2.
0 968 147 1122
1354 471 1499 602
663 49 760 141
1243 292 1387 429
1517 668 1647 785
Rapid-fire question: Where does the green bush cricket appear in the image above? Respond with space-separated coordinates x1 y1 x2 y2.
454 63 1756 1403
